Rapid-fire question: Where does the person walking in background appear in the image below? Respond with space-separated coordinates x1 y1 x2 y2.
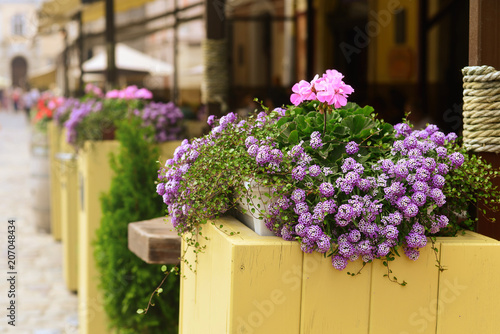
12 87 22 112
23 88 39 119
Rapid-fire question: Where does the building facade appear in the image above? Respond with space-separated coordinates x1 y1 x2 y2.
0 0 46 90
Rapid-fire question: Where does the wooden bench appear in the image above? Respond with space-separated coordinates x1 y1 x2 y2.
128 216 181 264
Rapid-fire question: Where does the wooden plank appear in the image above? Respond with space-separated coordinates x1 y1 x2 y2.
60 155 79 292
179 216 302 334
436 241 500 333
47 121 62 241
128 217 181 264
300 255 372 334
370 241 440 334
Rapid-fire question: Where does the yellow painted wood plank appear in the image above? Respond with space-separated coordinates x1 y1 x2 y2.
300 255 372 334
179 217 500 334
47 121 62 241
437 241 500 334
370 242 440 334
77 140 119 334
435 230 497 243
231 236 302 332
61 156 79 292
180 217 303 334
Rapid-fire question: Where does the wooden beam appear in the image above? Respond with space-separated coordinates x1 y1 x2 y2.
469 0 500 68
468 0 500 241
128 217 181 264
204 0 226 117
105 0 117 89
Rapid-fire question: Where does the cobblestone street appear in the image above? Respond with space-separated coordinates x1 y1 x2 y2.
0 111 78 333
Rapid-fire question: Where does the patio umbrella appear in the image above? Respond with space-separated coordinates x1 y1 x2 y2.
82 43 173 76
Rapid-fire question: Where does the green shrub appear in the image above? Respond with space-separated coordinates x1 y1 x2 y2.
94 118 179 333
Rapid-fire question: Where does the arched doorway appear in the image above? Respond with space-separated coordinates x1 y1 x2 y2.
11 56 28 89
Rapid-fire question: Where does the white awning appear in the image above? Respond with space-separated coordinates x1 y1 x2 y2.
82 43 173 76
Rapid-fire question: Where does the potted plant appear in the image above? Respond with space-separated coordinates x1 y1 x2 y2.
158 69 498 270
155 69 500 333
70 85 184 334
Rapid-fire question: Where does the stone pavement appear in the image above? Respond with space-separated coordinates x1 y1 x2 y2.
0 111 78 333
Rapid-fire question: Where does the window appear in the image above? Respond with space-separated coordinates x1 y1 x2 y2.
12 14 25 36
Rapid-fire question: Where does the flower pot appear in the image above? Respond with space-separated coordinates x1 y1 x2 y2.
179 217 500 334
234 179 275 236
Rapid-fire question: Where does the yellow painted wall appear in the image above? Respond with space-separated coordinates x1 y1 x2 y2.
180 220 500 334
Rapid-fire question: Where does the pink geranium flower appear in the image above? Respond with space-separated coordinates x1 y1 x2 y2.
105 89 120 98
135 88 153 99
290 80 316 106
313 70 354 108
290 69 354 108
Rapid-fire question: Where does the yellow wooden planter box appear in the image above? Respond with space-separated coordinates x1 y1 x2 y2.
180 217 500 334
58 150 79 292
47 121 62 240
77 139 182 334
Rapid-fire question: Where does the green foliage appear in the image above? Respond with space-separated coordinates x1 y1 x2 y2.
94 118 179 334
442 147 500 235
277 102 395 171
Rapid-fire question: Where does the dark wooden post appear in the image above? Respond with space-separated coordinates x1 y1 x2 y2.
77 11 85 97
62 28 69 97
204 0 226 118
469 0 500 68
173 1 179 104
306 0 314 80
469 0 500 240
105 0 117 89
418 0 428 114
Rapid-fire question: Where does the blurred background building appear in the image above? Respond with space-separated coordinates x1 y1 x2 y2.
0 0 486 133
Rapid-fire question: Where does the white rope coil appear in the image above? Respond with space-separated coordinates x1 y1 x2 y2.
462 109 500 118
463 129 500 138
462 65 500 153
202 39 229 107
463 116 500 125
463 81 500 90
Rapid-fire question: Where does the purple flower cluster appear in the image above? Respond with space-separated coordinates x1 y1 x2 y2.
157 112 254 228
250 120 461 271
159 102 463 273
54 98 80 125
133 101 183 142
64 99 103 145
345 141 359 155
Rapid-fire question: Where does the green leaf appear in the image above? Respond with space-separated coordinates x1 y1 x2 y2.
288 130 299 144
342 114 375 135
